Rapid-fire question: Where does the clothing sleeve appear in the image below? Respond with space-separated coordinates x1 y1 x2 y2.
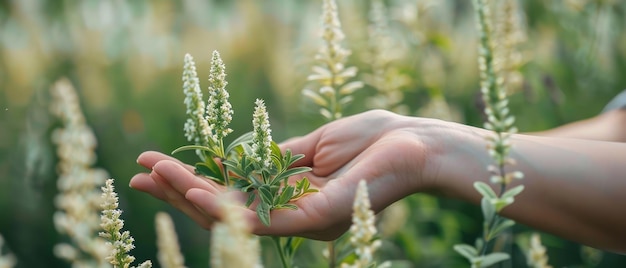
602 90 626 112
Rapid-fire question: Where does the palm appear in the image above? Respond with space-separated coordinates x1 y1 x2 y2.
130 110 428 239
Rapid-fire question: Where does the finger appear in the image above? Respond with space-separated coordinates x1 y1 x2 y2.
137 151 194 172
129 173 167 200
152 160 223 195
151 171 214 229
278 130 322 168
186 188 267 232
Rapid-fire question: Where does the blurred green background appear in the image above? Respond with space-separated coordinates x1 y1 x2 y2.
1 0 625 267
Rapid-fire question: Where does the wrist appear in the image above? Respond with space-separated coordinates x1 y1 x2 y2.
413 119 493 202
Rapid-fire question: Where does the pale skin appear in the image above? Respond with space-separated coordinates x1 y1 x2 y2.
130 109 626 253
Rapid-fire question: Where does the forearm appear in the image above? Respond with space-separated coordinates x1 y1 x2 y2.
530 109 626 142
429 121 626 253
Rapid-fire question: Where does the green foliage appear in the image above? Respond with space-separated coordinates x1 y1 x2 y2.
2 0 626 267
173 105 316 227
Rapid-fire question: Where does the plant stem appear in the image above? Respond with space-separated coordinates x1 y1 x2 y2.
273 236 290 268
479 162 509 257
328 241 336 268
221 158 230 186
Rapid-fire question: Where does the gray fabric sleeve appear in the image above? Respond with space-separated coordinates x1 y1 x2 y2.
602 90 626 112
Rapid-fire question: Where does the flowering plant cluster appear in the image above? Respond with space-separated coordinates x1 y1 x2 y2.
303 0 363 121
174 51 317 226
454 0 527 267
100 179 152 268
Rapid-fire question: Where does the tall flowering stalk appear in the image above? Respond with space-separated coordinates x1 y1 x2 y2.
183 53 212 153
251 99 272 170
303 0 363 120
454 0 525 267
205 50 234 153
49 78 111 267
494 0 527 94
182 51 233 160
99 179 152 268
210 196 262 268
155 212 185 268
341 180 388 268
0 234 16 268
527 233 552 268
364 0 410 115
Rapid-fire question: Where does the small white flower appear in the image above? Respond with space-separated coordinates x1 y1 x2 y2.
304 0 362 121
211 196 262 268
100 179 152 268
183 53 212 147
206 50 233 143
0 234 17 268
155 212 185 268
527 233 552 268
343 180 381 268
49 78 110 266
251 99 273 169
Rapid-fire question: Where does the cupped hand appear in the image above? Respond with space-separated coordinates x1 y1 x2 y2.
130 110 438 240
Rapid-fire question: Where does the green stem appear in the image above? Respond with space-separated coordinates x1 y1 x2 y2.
221 158 230 186
479 163 509 257
328 241 336 268
273 236 290 268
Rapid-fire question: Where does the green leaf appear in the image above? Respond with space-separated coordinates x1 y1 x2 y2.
172 145 216 155
232 179 253 192
195 159 224 183
275 204 298 210
285 153 305 167
481 197 495 223
479 252 510 267
272 167 312 185
245 192 256 207
276 186 294 204
453 244 478 260
256 202 271 226
296 177 311 191
225 132 253 154
286 237 304 256
501 185 525 200
493 197 514 212
270 141 283 159
282 167 312 179
473 182 497 199
487 218 515 240
258 185 274 205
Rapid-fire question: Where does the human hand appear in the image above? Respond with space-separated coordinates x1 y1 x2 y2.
130 110 443 240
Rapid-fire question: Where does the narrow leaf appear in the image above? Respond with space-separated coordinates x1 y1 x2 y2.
473 181 497 199
256 202 271 226
275 204 298 210
487 218 515 240
274 167 312 184
277 185 295 205
195 159 224 183
480 252 510 267
501 185 525 199
453 244 478 260
481 197 495 223
172 145 214 155
258 185 273 205
286 153 306 167
225 132 253 154
287 237 305 256
245 192 256 207
270 141 283 160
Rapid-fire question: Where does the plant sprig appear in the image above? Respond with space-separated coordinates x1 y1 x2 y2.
174 134 317 226
175 53 317 226
453 0 525 267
